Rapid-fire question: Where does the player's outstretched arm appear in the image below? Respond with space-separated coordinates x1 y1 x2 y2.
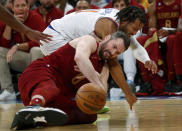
0 4 52 44
130 36 157 74
108 59 137 110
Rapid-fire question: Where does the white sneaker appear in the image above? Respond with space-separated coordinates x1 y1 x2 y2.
0 90 16 101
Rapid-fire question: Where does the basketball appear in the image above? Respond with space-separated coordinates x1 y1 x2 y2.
76 83 107 114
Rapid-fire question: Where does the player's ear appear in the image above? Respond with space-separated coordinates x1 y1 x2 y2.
104 35 111 41
119 21 127 29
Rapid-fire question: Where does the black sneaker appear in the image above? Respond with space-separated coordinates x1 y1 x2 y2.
165 80 182 92
11 106 68 130
136 82 153 96
177 75 182 89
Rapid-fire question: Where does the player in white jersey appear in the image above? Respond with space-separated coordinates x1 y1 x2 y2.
40 8 119 55
40 6 157 110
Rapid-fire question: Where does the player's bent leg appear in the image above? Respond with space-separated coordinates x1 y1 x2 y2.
11 105 68 130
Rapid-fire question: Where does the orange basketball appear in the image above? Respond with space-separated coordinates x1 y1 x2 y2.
76 83 106 114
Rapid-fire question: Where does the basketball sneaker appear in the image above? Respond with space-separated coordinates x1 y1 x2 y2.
11 105 68 130
97 106 110 114
165 80 182 92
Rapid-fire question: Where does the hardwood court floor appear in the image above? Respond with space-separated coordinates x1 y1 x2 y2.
0 97 182 131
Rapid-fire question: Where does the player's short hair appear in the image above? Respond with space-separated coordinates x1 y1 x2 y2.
116 5 146 25
111 31 130 50
12 0 28 5
76 0 91 5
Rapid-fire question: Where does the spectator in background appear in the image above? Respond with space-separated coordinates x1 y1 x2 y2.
104 0 128 9
104 0 144 12
0 0 46 101
34 0 64 26
75 0 92 10
112 0 129 10
136 0 182 96
66 0 99 15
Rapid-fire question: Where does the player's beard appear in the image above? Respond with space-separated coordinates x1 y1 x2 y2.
98 40 111 62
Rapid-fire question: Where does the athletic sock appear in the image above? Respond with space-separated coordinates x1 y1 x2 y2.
29 97 44 106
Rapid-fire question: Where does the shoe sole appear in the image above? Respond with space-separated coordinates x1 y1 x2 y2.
18 107 68 127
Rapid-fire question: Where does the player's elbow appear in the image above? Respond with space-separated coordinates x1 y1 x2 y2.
74 54 82 65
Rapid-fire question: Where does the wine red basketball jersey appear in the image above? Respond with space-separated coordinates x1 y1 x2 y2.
156 0 181 29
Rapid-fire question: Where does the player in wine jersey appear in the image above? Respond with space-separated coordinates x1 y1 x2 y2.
11 31 135 130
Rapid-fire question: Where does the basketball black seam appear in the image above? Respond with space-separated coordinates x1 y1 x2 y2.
77 94 105 106
77 100 95 114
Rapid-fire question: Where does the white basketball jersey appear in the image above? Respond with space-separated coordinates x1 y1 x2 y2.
40 8 120 55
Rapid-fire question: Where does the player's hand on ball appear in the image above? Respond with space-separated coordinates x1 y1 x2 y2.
125 93 137 110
